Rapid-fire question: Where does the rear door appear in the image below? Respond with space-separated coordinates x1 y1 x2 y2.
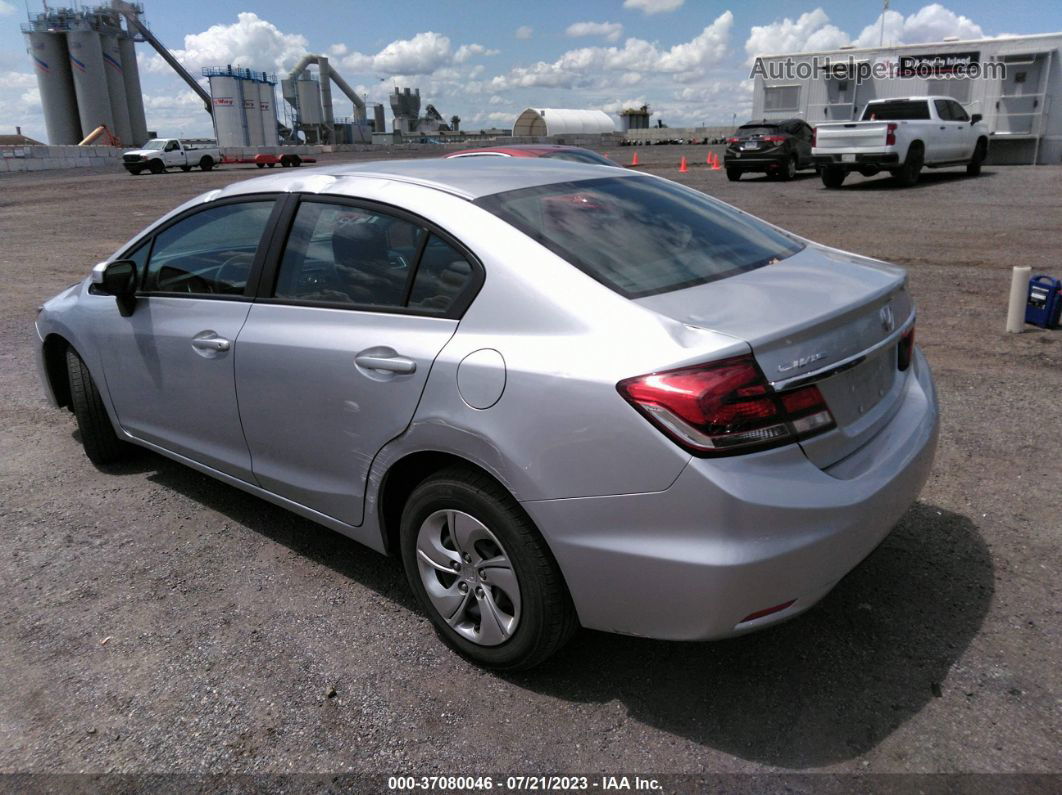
234 196 482 526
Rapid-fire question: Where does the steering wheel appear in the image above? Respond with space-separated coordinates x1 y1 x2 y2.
215 253 254 293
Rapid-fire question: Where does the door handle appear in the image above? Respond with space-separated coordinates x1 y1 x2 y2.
355 352 416 374
192 336 230 352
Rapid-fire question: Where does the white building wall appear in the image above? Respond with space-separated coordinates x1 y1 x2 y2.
750 34 1062 164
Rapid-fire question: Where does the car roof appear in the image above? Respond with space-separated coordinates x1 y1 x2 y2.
216 156 633 201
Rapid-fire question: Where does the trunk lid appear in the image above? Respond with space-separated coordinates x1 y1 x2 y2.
636 244 913 468
814 122 889 151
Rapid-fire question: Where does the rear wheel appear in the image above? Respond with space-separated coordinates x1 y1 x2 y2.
781 155 797 181
967 138 987 176
66 349 128 466
821 166 846 189
199 156 214 172
726 168 741 182
400 467 577 670
896 144 924 187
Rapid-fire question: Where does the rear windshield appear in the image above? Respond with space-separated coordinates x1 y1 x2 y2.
474 176 804 298
862 100 930 121
737 125 779 136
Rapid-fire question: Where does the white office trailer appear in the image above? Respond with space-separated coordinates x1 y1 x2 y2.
750 33 1062 164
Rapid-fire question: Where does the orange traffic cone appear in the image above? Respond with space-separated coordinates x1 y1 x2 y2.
630 150 639 167
679 156 688 173
709 152 722 171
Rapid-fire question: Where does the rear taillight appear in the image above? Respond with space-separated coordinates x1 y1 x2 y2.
762 135 786 144
812 127 817 147
726 137 740 144
897 324 915 371
617 354 835 456
886 123 897 146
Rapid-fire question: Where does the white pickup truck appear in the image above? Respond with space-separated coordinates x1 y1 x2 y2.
812 96 988 188
121 138 222 175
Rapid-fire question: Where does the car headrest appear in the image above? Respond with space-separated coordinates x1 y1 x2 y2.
332 221 389 267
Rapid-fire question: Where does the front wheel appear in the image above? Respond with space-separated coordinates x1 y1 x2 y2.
967 139 987 176
821 166 846 188
66 349 129 466
148 159 164 174
126 167 142 176
400 467 577 670
726 167 741 182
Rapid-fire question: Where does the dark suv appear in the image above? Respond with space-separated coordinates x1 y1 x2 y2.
724 119 816 181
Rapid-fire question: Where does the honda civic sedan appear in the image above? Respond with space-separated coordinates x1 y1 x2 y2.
35 158 938 670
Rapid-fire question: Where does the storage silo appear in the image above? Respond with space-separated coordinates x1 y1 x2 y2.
207 72 248 147
66 29 115 137
295 75 324 124
118 34 149 146
244 82 265 147
26 31 82 145
99 32 134 145
259 81 278 146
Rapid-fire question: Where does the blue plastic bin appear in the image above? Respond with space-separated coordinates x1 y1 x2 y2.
1025 275 1062 329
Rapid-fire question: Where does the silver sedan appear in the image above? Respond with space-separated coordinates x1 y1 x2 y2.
35 158 939 669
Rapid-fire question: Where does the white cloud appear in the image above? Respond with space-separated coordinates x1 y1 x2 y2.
148 12 309 74
328 43 348 57
515 26 534 40
0 1 17 17
491 11 732 89
566 21 624 43
454 43 500 64
746 5 987 62
623 0 685 15
372 31 452 75
745 9 848 63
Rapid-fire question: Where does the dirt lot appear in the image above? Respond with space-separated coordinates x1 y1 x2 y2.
1 147 1060 782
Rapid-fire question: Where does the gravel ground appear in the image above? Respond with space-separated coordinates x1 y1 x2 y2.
0 148 1059 782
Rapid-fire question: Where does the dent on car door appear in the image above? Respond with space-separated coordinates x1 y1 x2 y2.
95 198 278 480
233 197 481 526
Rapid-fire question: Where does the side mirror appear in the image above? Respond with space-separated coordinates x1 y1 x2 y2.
971 113 983 125
91 260 138 316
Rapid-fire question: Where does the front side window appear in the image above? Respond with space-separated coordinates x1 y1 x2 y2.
948 100 969 122
934 99 954 121
274 202 425 308
476 176 804 298
143 200 275 295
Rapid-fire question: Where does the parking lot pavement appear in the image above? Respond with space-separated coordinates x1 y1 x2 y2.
1 152 1059 776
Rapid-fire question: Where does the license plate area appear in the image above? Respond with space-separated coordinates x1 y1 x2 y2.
841 153 856 163
742 142 760 150
815 348 897 426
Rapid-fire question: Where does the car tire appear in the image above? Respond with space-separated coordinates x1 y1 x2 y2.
180 165 192 172
256 163 266 169
821 166 846 189
967 138 987 176
726 168 741 182
148 159 164 174
66 349 128 466
199 156 214 172
400 466 577 670
781 155 797 181
126 167 142 176
896 144 924 187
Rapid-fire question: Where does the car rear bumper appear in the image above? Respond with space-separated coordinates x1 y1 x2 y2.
724 152 788 170
522 347 938 641
814 152 900 168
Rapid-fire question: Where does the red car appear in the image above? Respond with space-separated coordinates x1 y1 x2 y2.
445 144 620 167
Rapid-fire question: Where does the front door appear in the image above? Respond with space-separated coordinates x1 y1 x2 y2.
96 198 278 481
234 198 480 525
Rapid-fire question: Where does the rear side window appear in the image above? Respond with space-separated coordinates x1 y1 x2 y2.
274 202 425 308
475 176 803 299
142 200 274 295
408 235 475 314
862 101 930 121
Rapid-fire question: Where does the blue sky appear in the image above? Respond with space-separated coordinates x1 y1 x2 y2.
2 0 1061 141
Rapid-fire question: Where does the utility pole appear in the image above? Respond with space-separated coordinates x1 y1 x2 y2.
880 0 889 47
